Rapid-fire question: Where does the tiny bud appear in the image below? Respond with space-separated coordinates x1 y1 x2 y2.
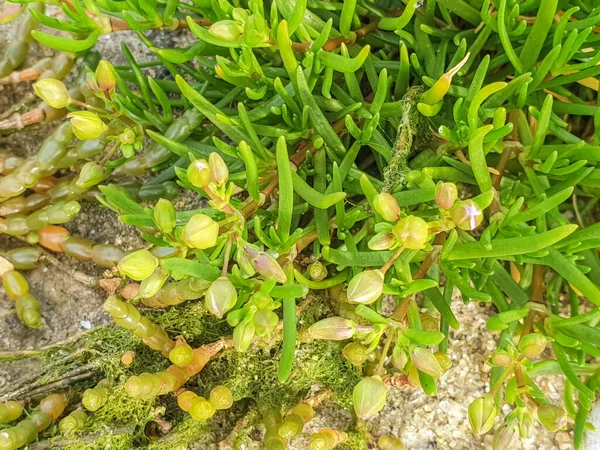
392 215 429 250
342 342 369 366
233 319 255 352
245 245 287 283
209 20 244 40
491 348 513 366
74 162 106 191
347 270 384 305
518 411 535 439
378 435 406 450
253 309 279 336
95 60 117 94
68 111 108 140
236 247 256 276
209 385 233 410
187 159 212 188
308 261 327 281
373 193 401 222
189 396 216 421
468 396 497 435
183 214 219 249
121 350 136 366
434 352 452 372
451 200 483 231
308 317 356 340
168 340 194 368
518 333 546 359
536 404 566 432
421 314 438 332
435 182 458 210
118 249 159 281
493 423 517 450
392 348 408 370
368 231 396 251
209 152 228 185
154 199 176 234
412 347 444 379
33 79 71 109
353 375 387 419
205 276 238 318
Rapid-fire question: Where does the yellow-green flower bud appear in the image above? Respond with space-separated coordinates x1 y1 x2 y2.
209 152 228 185
138 267 168 298
518 333 546 359
392 215 429 250
347 269 384 305
154 199 176 234
343 342 369 366
95 60 117 94
68 111 108 140
187 159 212 188
368 231 396 251
518 410 535 439
33 79 71 109
493 423 517 450
254 309 279 336
169 340 194 368
491 348 513 366
209 385 233 410
353 375 387 419
118 249 158 281
392 348 408 370
435 182 458 210
378 435 406 450
189 396 216 421
183 214 219 249
536 404 566 432
434 352 453 372
233 319 255 352
308 261 327 281
468 396 497 435
451 200 483 231
412 347 444 379
308 317 356 340
209 20 244 40
73 162 106 191
373 193 401 222
205 276 237 318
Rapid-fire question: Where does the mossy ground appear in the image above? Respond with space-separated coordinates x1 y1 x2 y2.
5 293 364 449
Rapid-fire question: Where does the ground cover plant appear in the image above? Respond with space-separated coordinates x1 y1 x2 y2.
0 0 599 448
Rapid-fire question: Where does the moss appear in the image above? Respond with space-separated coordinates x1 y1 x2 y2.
195 340 360 410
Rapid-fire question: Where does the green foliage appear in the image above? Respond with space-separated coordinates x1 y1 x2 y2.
1 0 600 448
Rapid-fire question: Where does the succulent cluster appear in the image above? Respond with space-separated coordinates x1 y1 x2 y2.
1 0 600 449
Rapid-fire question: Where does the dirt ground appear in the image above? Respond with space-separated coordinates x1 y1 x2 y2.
0 12 597 450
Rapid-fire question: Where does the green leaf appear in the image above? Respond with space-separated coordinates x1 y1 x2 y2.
98 185 145 215
31 28 100 52
448 225 577 260
423 287 460 330
323 247 394 267
403 329 445 346
319 44 371 73
291 172 346 209
539 248 600 307
161 258 221 281
175 75 250 144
